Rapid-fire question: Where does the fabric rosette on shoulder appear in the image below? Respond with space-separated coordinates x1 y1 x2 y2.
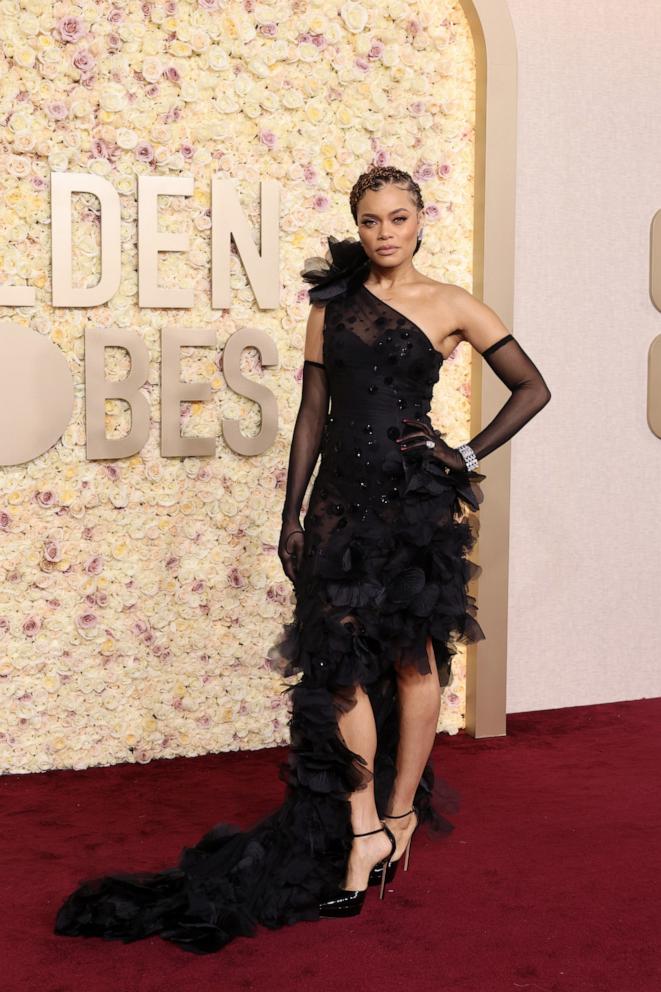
301 235 371 303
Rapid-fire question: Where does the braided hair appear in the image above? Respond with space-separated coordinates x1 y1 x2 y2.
301 166 425 303
349 166 424 225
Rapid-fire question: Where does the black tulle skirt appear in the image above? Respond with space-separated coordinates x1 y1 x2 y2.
53 453 485 954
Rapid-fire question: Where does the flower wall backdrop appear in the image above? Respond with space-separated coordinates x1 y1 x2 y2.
0 0 476 774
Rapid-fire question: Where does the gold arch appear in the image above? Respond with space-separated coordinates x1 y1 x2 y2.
460 0 517 738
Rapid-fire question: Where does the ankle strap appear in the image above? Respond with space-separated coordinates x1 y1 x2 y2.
383 807 416 819
352 825 385 838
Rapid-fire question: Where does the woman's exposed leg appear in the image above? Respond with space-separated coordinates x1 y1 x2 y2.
386 635 442 860
336 682 394 889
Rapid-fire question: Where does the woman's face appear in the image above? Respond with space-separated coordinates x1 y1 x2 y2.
356 184 423 265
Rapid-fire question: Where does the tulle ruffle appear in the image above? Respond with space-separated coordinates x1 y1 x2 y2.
54 451 484 955
267 448 485 835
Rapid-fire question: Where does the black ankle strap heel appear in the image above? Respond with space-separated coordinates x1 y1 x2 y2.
319 823 396 917
382 806 419 872
351 825 387 838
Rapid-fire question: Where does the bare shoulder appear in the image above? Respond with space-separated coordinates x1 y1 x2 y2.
412 277 466 355
434 282 513 354
422 278 470 315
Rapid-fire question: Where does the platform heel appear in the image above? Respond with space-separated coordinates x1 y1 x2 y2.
318 823 397 918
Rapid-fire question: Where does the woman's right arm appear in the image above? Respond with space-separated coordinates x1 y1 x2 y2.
278 302 329 581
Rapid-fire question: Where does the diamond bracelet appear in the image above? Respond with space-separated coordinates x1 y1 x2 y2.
457 443 479 470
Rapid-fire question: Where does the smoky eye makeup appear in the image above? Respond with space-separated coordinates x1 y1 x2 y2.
361 213 409 225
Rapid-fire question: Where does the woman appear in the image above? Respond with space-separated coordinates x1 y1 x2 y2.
54 166 551 952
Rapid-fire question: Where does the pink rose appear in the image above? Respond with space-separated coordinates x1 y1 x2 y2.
91 138 110 159
35 490 57 507
46 101 69 121
22 616 41 637
43 539 62 563
227 567 246 588
85 555 104 575
135 141 154 162
76 612 97 630
198 0 219 9
0 511 10 530
56 15 86 44
413 162 435 183
73 49 95 72
259 129 277 149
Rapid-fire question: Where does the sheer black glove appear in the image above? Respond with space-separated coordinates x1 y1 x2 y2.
279 358 330 579
278 524 305 583
396 419 465 472
396 334 551 469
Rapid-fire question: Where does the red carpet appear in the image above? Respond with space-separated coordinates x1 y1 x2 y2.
2 697 659 992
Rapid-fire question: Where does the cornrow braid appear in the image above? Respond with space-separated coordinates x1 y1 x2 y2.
349 166 424 223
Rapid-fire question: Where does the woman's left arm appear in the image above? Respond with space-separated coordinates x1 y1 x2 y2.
447 288 552 465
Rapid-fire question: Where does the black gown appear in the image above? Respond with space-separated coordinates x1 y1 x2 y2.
53 280 486 954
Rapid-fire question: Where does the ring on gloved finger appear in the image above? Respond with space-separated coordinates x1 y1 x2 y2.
425 439 435 448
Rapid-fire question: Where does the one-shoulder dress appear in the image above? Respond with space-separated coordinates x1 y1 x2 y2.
53 280 486 955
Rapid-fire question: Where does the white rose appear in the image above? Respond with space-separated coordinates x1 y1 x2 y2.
88 158 111 176
141 56 163 83
116 128 138 152
6 156 32 179
190 28 209 53
168 151 185 172
48 149 70 171
13 45 36 69
9 111 32 133
298 43 320 63
99 82 127 113
180 80 200 102
382 44 401 68
208 45 229 71
340 1 368 33
282 90 304 110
